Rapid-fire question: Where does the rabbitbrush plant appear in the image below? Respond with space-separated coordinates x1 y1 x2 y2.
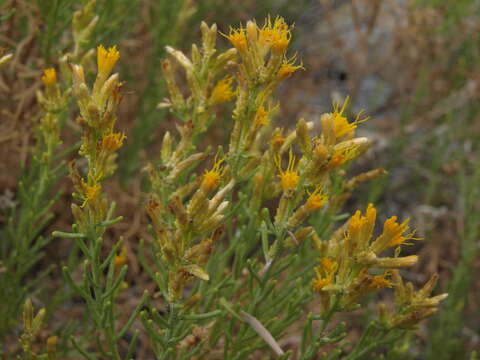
5 13 447 359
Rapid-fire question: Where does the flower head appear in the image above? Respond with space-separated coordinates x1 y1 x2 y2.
82 183 101 207
328 143 358 169
114 246 128 269
210 76 235 105
313 257 337 291
305 186 327 211
259 16 292 54
345 203 377 254
97 45 120 78
224 25 248 54
328 96 367 139
370 213 418 255
369 274 393 290
277 55 303 80
277 150 299 192
271 132 285 148
331 96 353 138
383 216 415 248
254 105 270 127
201 155 225 193
41 68 57 86
348 203 376 236
102 132 126 152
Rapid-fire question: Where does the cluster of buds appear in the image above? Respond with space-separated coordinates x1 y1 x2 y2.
69 45 125 228
301 97 371 184
160 21 237 135
311 203 446 316
20 300 58 360
146 22 246 304
224 16 302 86
248 98 372 247
224 17 304 165
379 271 448 329
59 0 99 77
149 21 240 197
147 156 234 302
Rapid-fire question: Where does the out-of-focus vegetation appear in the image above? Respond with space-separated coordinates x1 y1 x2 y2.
0 0 479 358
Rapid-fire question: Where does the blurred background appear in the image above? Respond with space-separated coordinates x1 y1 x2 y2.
1 0 479 358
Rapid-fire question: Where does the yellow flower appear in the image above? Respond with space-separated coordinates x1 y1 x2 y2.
348 203 376 234
328 144 358 169
313 257 337 291
210 77 235 105
271 132 285 147
41 68 57 86
331 96 353 138
97 45 120 78
82 183 101 207
370 214 418 255
254 105 270 127
347 203 377 250
201 155 225 193
329 96 367 139
383 216 414 248
277 55 303 80
277 150 299 192
102 132 126 152
369 274 393 290
114 246 128 269
224 25 248 54
259 16 291 54
305 186 327 211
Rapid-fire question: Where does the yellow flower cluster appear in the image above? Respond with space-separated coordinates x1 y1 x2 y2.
69 45 124 218
145 17 446 334
259 16 292 54
310 203 444 318
224 16 303 84
148 155 232 301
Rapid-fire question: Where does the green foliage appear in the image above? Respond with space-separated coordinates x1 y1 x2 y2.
0 98 65 340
